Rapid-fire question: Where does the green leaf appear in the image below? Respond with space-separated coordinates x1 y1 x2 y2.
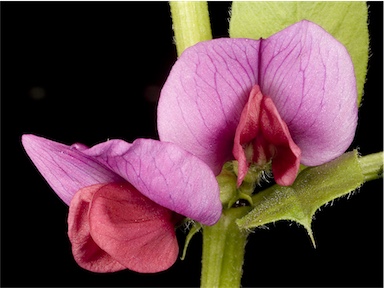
229 2 369 105
236 150 366 247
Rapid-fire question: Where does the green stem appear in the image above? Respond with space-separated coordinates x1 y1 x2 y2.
169 1 212 56
169 2 251 286
201 207 251 288
359 151 383 181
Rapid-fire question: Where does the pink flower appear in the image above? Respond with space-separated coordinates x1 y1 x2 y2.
22 135 221 273
157 20 357 186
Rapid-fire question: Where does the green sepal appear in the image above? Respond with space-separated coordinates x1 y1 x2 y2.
217 162 238 206
181 221 202 261
236 150 368 247
229 2 369 105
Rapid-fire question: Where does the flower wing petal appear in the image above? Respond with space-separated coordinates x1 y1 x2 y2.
89 182 178 273
233 85 263 186
21 134 122 205
67 184 126 273
82 139 222 226
260 96 301 186
158 38 261 174
259 20 358 165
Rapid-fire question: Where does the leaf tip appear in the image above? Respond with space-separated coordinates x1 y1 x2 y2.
300 219 317 249
307 227 317 249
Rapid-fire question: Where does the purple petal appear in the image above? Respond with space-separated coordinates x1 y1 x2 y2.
259 20 358 165
82 139 222 226
157 38 261 175
21 134 123 205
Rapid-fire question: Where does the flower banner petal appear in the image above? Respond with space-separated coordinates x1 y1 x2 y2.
89 182 179 273
21 134 122 205
158 38 261 175
259 20 358 166
229 1 368 104
82 139 222 226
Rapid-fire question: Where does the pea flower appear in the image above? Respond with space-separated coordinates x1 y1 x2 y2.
21 134 221 273
157 20 357 186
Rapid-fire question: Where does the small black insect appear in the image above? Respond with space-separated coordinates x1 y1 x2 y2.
231 199 250 208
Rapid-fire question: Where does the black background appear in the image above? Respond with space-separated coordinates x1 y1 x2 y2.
1 2 383 287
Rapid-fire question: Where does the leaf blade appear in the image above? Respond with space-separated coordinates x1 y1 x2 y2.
236 150 365 245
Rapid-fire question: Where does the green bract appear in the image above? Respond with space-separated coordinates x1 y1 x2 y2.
229 2 369 104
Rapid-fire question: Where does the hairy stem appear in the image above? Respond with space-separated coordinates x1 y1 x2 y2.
201 207 251 288
359 151 383 181
169 1 212 56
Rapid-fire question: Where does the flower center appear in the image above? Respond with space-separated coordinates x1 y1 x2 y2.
232 85 301 187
